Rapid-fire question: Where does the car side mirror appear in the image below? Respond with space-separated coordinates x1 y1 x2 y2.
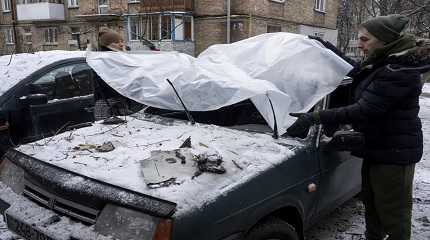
18 94 48 106
327 130 364 152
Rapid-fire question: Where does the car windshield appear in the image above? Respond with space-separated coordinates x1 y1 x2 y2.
145 99 269 128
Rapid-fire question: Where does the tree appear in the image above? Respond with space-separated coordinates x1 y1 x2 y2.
337 0 430 54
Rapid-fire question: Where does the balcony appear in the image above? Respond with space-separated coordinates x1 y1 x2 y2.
17 2 65 21
141 0 193 12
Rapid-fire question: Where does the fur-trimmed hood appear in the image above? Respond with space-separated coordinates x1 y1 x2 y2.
387 38 430 73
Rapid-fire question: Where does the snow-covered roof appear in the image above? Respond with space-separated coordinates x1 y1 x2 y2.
18 115 304 217
0 51 85 96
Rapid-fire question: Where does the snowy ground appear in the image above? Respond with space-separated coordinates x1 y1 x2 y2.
1 84 430 239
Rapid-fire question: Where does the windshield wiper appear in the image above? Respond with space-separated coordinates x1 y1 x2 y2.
266 94 279 139
166 79 195 125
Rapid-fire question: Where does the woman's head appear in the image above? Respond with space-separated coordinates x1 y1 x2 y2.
99 27 125 51
358 14 410 55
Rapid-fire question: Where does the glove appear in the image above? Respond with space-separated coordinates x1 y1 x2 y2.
287 112 320 139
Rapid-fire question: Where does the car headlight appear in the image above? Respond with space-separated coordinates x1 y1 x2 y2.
95 204 172 240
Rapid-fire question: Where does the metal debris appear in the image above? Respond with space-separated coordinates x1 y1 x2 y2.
194 153 226 175
102 116 127 125
73 142 115 153
147 178 181 189
96 142 115 152
179 136 192 148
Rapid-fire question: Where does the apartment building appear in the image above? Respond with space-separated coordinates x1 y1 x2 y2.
1 0 340 56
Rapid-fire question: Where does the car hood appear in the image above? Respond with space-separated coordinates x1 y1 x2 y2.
16 115 304 216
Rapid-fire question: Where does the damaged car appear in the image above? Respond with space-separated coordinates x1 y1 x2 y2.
0 51 95 155
0 33 362 240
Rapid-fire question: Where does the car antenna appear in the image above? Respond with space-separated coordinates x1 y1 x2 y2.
266 93 279 139
166 79 196 125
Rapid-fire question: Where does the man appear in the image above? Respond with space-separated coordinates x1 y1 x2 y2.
288 15 430 240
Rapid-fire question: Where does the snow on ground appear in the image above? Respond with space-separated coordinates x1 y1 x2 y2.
0 51 85 95
305 83 430 239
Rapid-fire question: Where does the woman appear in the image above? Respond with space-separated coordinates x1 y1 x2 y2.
94 27 142 121
288 14 430 240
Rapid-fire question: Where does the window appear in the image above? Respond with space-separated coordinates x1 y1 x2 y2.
173 15 193 41
161 15 172 40
98 0 108 14
1 0 11 12
128 0 139 3
314 0 325 12
267 25 282 33
129 16 141 41
130 14 193 41
44 28 58 44
68 0 79 8
24 28 32 44
4 28 13 44
31 63 93 100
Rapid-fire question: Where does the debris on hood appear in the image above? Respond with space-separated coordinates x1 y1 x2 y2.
96 142 115 152
141 147 227 188
147 178 181 189
102 116 127 125
141 149 196 187
72 141 115 153
179 136 192 148
193 152 226 179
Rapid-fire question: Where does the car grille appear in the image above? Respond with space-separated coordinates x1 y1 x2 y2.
23 180 100 225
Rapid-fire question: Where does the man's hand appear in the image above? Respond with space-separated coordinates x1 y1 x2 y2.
287 112 319 139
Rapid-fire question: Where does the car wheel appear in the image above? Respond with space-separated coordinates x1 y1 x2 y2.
245 217 300 240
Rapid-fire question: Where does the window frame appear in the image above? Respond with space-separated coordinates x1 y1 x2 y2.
68 0 79 8
5 28 14 45
44 27 58 45
1 0 11 12
314 0 326 13
128 14 194 42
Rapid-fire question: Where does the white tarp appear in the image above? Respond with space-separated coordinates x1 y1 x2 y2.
87 33 352 135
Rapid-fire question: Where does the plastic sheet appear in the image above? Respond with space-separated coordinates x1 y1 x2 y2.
87 33 352 135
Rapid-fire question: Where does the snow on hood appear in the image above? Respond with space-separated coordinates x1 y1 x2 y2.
0 51 85 96
87 33 353 135
17 115 304 216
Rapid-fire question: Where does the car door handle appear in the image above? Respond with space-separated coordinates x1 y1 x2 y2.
84 107 94 113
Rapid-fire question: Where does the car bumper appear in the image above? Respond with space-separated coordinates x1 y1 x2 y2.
0 182 112 240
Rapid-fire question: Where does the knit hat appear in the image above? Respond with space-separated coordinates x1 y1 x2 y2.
99 27 123 47
361 14 410 44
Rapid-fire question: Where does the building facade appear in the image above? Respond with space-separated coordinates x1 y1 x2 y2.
1 0 340 56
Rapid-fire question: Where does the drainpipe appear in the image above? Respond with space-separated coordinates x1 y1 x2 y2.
226 0 230 43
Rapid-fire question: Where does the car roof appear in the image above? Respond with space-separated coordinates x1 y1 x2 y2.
0 51 86 97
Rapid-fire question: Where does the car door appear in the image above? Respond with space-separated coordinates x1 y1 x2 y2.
22 61 95 142
315 81 363 215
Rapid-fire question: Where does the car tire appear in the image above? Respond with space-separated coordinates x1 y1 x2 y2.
245 217 300 240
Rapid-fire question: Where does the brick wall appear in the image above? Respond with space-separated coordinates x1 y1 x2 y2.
194 0 340 55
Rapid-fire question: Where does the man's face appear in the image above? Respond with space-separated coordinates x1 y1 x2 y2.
358 28 385 55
